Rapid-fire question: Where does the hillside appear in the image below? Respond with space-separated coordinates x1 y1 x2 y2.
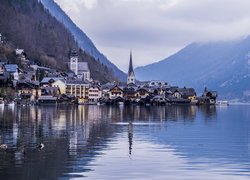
40 0 126 81
135 37 250 101
0 0 117 83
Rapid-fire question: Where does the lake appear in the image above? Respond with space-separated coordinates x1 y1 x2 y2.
0 105 249 179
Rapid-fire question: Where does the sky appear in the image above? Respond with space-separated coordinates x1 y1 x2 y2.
54 0 250 72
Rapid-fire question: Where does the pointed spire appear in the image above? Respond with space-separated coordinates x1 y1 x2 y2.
128 50 134 76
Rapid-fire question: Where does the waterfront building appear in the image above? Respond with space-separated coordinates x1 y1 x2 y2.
88 85 102 102
65 79 90 103
16 81 40 102
52 79 66 94
109 85 124 100
123 84 137 101
37 86 60 103
101 82 115 99
135 88 150 100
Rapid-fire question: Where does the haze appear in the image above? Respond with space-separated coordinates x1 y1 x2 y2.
55 0 250 71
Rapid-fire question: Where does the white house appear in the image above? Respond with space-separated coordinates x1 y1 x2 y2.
88 85 102 102
52 79 66 94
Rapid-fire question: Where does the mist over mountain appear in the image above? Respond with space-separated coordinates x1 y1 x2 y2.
40 0 126 81
135 37 250 101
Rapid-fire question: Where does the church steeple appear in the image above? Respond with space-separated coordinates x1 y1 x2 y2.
127 51 136 84
70 49 78 76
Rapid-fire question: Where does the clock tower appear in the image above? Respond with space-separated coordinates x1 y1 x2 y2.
70 50 78 75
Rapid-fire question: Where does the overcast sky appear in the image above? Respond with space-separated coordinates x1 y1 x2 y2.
55 0 250 71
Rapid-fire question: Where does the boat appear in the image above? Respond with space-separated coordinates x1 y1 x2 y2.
216 100 229 106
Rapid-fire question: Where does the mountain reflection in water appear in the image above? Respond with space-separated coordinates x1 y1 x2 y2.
0 105 249 179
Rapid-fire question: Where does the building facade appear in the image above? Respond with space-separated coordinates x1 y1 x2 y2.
88 85 102 102
65 79 89 100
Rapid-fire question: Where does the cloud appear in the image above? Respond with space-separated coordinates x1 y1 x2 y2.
55 0 250 71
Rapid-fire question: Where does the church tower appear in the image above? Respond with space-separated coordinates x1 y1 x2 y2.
70 50 78 75
127 51 136 84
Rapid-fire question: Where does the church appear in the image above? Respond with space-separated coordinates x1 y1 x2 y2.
127 51 136 85
69 50 90 81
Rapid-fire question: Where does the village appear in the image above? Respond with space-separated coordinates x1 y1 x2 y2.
0 43 218 106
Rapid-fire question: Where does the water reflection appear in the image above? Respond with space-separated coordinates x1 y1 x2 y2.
0 105 249 179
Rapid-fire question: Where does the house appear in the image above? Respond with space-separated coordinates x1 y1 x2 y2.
172 89 182 99
200 87 218 105
4 64 19 81
109 85 124 100
88 85 102 102
135 88 150 100
37 86 60 104
179 87 196 100
51 79 66 94
123 85 137 101
167 87 197 104
101 82 115 99
16 81 40 102
40 77 64 87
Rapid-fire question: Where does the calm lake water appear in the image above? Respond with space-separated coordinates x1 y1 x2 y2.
0 104 249 179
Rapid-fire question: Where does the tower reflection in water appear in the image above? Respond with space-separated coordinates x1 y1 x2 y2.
0 105 217 179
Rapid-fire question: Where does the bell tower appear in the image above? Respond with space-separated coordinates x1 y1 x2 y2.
127 51 136 84
70 50 78 75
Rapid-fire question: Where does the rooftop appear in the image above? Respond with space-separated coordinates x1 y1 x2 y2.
4 64 18 72
78 62 89 72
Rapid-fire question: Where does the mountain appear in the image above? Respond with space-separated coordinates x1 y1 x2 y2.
40 0 126 81
135 37 250 101
0 0 117 83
